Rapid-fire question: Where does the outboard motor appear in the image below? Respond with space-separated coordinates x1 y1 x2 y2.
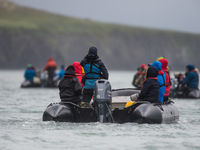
93 79 113 123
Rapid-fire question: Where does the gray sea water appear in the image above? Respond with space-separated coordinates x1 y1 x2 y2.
0 70 200 150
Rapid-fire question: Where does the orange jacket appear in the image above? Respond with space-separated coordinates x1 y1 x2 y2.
44 57 57 70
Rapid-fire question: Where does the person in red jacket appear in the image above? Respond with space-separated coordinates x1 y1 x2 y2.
72 62 84 87
159 58 171 102
44 57 57 86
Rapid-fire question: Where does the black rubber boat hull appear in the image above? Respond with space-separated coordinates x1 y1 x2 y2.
131 103 179 123
21 83 57 88
170 89 200 99
43 102 179 124
43 103 97 122
43 86 179 124
112 102 179 124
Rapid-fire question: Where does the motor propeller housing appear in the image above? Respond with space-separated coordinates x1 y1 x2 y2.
94 79 112 104
93 79 113 123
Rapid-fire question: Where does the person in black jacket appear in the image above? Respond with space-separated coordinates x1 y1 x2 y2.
138 66 160 103
58 65 82 104
80 46 109 106
131 66 160 103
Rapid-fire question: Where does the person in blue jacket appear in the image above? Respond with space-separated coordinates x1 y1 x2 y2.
80 46 109 106
151 61 166 103
57 65 65 80
181 65 199 92
24 64 36 83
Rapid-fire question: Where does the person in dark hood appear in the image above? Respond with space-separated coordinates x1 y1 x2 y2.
135 66 160 103
80 46 109 106
58 65 82 104
181 65 199 93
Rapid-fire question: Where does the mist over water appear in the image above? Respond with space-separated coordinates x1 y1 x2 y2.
0 70 200 150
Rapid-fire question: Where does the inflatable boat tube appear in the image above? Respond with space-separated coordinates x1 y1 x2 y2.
112 102 179 124
131 102 179 123
21 81 57 88
43 102 97 122
20 81 41 88
170 89 200 99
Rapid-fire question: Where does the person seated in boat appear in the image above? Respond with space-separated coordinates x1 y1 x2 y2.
174 72 184 87
130 66 160 103
44 57 57 86
151 61 166 103
132 64 148 89
72 62 84 87
24 64 36 83
58 65 82 105
80 46 109 107
179 65 199 96
57 64 65 80
158 58 171 102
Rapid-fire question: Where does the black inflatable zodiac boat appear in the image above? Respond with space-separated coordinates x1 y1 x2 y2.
43 80 179 124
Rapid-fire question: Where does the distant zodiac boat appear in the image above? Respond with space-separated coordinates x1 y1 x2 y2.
170 78 200 99
43 80 179 124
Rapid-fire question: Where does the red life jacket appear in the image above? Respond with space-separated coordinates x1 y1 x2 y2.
163 70 171 96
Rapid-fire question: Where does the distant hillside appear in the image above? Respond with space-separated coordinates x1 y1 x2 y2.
0 0 200 70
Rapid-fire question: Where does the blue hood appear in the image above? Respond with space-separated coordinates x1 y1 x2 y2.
152 61 162 71
186 64 195 71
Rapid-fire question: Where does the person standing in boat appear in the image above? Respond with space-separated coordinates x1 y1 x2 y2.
130 66 160 103
80 46 109 107
151 61 166 103
158 58 171 102
180 65 199 96
44 57 57 86
58 65 82 104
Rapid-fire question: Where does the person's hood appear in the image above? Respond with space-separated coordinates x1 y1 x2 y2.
27 64 32 69
72 62 83 74
147 66 158 78
61 65 65 70
45 57 57 67
65 65 75 77
158 58 168 71
86 46 99 60
48 57 54 62
141 64 147 69
156 56 165 61
152 61 162 71
186 64 195 71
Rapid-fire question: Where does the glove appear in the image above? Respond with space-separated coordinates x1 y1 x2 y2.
130 93 139 101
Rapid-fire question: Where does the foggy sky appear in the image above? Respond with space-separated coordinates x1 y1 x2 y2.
10 0 200 34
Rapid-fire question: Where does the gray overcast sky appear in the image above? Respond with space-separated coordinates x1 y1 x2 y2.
10 0 200 33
